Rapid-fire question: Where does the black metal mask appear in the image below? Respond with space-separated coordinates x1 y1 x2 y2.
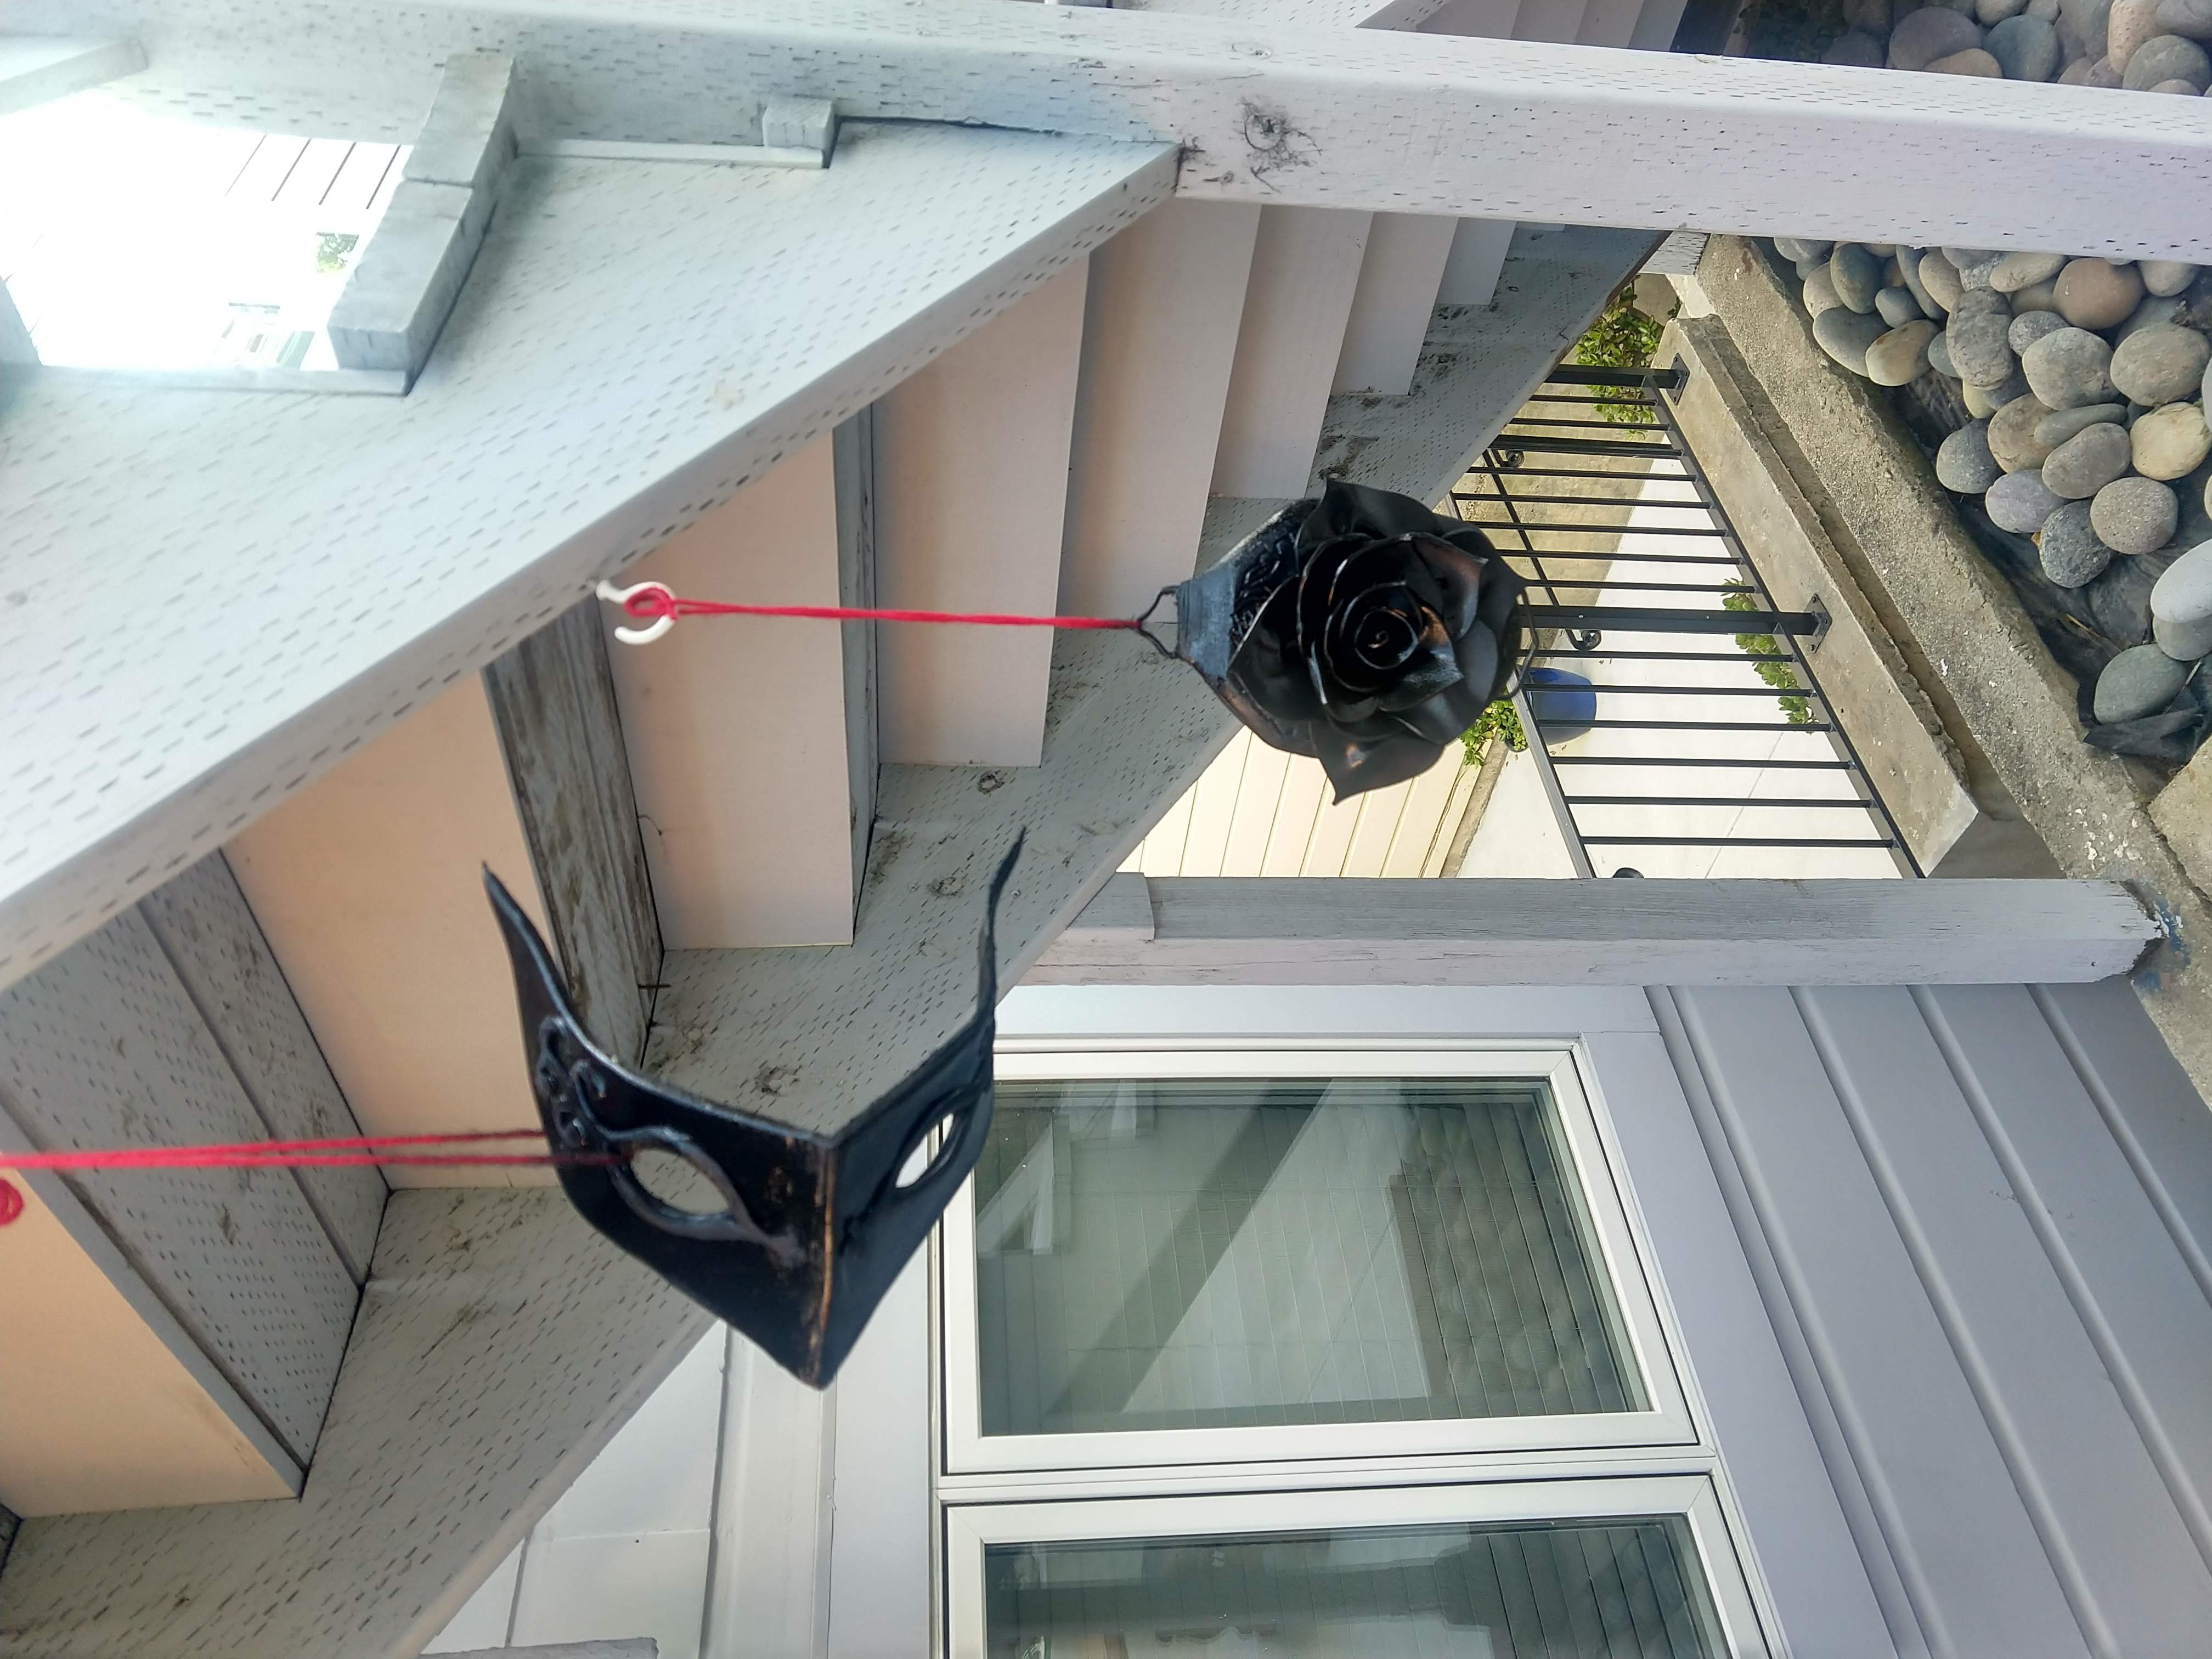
1173 479 1526 800
486 838 1020 1388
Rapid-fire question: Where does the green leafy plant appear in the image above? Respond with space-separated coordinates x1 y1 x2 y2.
1570 286 1667 424
1724 585 1814 725
1459 697 1526 764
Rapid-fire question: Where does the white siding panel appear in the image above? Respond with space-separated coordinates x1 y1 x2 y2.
1334 212 1458 396
1799 986 2212 1656
1672 986 2090 1659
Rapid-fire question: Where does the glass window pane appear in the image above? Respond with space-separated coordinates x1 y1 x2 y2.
972 1076 1645 1438
983 1515 1727 1657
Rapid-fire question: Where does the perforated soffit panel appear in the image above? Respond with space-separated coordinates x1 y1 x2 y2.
0 123 1177 990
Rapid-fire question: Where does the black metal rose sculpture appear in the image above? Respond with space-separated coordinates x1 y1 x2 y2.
1173 479 1526 800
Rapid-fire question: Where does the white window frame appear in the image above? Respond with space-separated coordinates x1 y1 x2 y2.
943 1474 1771 1659
940 1045 1696 1474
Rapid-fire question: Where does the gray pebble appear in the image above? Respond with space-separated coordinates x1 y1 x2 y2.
2123 30 2212 82
2011 276 2062 315
2134 400 2212 478
1824 28 1889 61
1804 267 1844 315
1899 246 1944 317
2022 326 2118 408
2034 402 2129 447
2009 309 2070 353
2152 539 2212 657
1991 250 2068 292
1928 330 1960 379
1876 286 1926 326
1813 306 1889 374
1892 5 1988 63
1937 419 2005 490
1947 304 2019 386
1980 0 2030 16
2149 73 2204 87
1866 320 1939 385
2094 643 2192 720
2032 0 2064 15
2143 258 2200 295
2092 475 2182 552
1988 467 2068 531
2158 0 2212 35
2041 421 2135 496
1988 12 2066 71
2113 292 2188 344
1990 393 2061 470
2111 323 2212 404
2040 500 2115 585
1830 244 1883 313
2063 0 2118 52
1917 250 1965 312
1775 237 1835 264
1847 0 1896 27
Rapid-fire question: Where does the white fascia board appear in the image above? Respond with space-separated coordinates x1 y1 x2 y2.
21 1 2211 256
0 125 1175 993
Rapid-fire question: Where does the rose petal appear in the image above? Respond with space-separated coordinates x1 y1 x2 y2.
1389 677 1491 744
1324 585 1424 694
1295 536 1367 661
1407 533 1487 635
1314 728 1447 801
1374 618 1464 713
1452 624 1500 706
1477 562 1523 640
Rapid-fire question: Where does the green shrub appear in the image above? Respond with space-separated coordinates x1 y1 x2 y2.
1459 698 1526 763
1724 585 1814 724
1571 286 1666 425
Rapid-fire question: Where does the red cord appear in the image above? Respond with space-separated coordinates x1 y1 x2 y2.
623 589 1140 632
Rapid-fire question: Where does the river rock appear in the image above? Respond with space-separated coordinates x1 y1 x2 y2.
2124 30 2212 80
2009 309 2070 353
1830 245 1883 313
2142 259 2200 296
1980 0 2030 16
1847 0 1896 27
2055 258 2147 329
2152 540 2212 657
1991 251 2067 293
2094 644 2192 720
1988 467 2068 531
2063 0 2118 50
1893 5 1988 63
1917 250 1965 312
2112 323 2212 404
2041 422 2135 496
1948 302 2018 386
2040 500 2115 584
2032 0 2063 16
1937 420 2004 490
1813 306 1888 374
1865 320 1939 386
2134 401 2212 477
2163 0 2212 31
2035 402 2128 447
2092 475 2182 552
1825 29 1889 61
2151 73 2204 86
1775 237 1834 264
1966 378 2019 416
2111 0 2166 61
1928 330 1960 379
1930 43 2008 67
1989 393 2061 469
1987 12 2066 70
2115 294 2187 344
1899 247 1943 317
2022 327 2117 407
1804 267 1844 315
1876 286 1926 327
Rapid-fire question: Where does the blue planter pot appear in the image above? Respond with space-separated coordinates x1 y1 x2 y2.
1526 667 1596 743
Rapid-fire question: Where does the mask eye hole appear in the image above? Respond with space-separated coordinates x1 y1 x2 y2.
629 1146 732 1218
895 1114 958 1189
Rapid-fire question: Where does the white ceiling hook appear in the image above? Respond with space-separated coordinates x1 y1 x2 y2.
596 578 677 645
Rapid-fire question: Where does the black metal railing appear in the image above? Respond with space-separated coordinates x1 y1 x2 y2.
1453 367 1921 878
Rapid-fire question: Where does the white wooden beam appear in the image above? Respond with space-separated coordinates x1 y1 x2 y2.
44 0 2211 257
1211 206 1372 498
0 36 144 116
600 437 861 946
1058 199 1260 618
0 125 1176 996
484 602 662 1063
1028 876 2158 986
876 261 1091 767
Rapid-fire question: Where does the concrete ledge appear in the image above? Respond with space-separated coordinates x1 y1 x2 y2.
1695 233 2212 1093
